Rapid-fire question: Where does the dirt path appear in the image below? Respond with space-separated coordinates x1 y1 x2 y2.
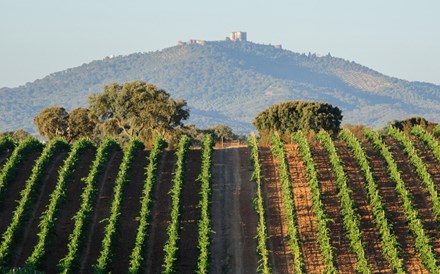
42 148 96 274
283 144 326 273
0 150 42 235
175 149 202 273
311 143 358 273
78 151 123 273
335 142 392 273
143 151 176 274
385 137 440 258
260 147 294 273
12 150 69 267
110 150 149 273
363 140 428 273
209 147 258 274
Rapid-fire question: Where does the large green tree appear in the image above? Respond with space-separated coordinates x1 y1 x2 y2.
34 107 96 142
88 81 189 144
34 107 69 140
253 101 343 138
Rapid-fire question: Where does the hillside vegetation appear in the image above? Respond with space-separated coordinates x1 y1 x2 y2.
1 41 440 133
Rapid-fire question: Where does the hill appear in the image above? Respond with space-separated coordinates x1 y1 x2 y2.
1 40 440 133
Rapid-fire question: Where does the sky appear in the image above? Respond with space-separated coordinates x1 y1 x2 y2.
1 0 439 88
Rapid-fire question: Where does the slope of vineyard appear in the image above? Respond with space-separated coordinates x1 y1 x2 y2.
0 128 439 273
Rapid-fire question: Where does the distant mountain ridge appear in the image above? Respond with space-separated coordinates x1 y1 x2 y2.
1 40 439 133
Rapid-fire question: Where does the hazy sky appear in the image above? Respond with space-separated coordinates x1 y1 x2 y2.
1 0 439 88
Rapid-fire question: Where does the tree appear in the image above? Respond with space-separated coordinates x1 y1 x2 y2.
0 130 32 142
89 81 189 144
34 107 69 140
388 117 437 133
207 124 235 147
67 107 96 142
253 101 342 139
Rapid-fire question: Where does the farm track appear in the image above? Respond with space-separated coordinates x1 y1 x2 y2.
335 142 393 273
12 150 69 267
78 150 123 273
175 149 202 274
260 147 293 273
283 144 326 273
311 142 358 272
0 151 42 235
42 148 96 273
143 150 175 274
110 150 149 273
363 140 428 273
209 147 258 274
386 137 440 258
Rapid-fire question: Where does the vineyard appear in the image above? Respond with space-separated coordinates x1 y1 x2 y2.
0 127 439 273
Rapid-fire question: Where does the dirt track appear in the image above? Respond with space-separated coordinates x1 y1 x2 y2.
209 147 258 274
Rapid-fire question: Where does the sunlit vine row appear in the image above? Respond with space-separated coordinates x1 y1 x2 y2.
128 136 166 273
0 138 68 265
343 130 404 273
162 135 191 274
293 131 336 273
249 133 271 274
388 127 440 222
58 138 120 273
270 134 304 273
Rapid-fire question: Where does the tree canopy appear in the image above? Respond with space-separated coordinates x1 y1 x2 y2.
253 101 343 138
34 81 189 145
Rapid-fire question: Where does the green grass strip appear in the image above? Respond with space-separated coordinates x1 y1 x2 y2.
0 138 68 265
316 130 371 273
411 126 440 164
270 134 304 273
58 138 119 273
95 139 144 273
128 136 166 273
25 138 94 268
365 128 438 272
343 129 404 273
0 137 43 204
249 134 271 274
162 135 191 274
292 131 336 274
388 127 440 222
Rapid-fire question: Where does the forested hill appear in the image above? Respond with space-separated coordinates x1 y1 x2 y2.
1 40 440 133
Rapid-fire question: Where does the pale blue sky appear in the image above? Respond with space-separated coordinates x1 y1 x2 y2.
1 0 439 88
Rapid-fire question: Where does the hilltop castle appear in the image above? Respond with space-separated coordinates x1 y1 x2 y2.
227 31 247 42
178 32 248 46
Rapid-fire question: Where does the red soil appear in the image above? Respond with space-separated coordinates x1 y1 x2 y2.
363 140 428 273
335 142 393 273
386 137 440 258
284 144 326 273
311 142 358 272
260 147 294 273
